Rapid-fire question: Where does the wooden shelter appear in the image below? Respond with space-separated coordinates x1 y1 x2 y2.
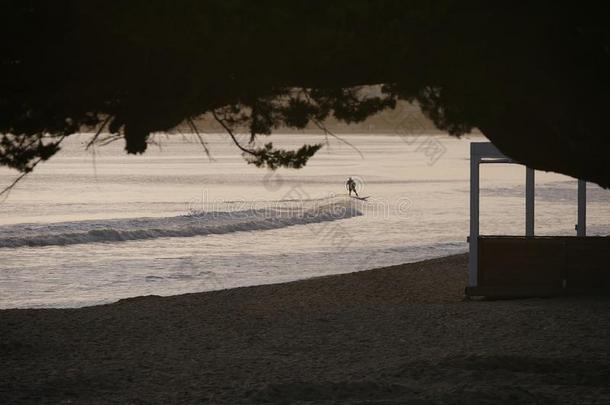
465 142 610 298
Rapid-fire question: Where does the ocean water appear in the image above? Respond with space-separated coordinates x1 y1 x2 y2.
1 133 609 308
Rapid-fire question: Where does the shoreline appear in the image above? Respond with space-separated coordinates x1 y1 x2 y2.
1 253 609 404
1 251 468 311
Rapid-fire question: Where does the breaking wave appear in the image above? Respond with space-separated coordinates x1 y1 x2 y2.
0 199 361 248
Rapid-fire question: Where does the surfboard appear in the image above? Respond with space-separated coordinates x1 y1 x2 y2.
350 196 369 201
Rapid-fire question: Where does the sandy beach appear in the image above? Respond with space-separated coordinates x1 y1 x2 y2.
1 254 609 404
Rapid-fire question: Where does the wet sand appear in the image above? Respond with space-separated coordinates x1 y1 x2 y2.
1 254 609 404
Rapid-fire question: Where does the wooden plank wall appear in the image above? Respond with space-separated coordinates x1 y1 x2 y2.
478 236 610 292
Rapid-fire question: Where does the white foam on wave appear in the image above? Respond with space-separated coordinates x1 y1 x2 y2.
0 198 362 248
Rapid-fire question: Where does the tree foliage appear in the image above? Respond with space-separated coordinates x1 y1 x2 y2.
1 1 609 186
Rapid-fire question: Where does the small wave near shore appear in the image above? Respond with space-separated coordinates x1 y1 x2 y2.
0 197 362 248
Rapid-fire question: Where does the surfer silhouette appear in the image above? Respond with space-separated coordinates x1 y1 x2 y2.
346 177 359 197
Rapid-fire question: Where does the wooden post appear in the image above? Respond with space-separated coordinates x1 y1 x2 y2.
525 168 535 237
577 180 586 236
468 144 480 287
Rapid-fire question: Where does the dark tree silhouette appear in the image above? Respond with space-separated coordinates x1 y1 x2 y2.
1 1 609 186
